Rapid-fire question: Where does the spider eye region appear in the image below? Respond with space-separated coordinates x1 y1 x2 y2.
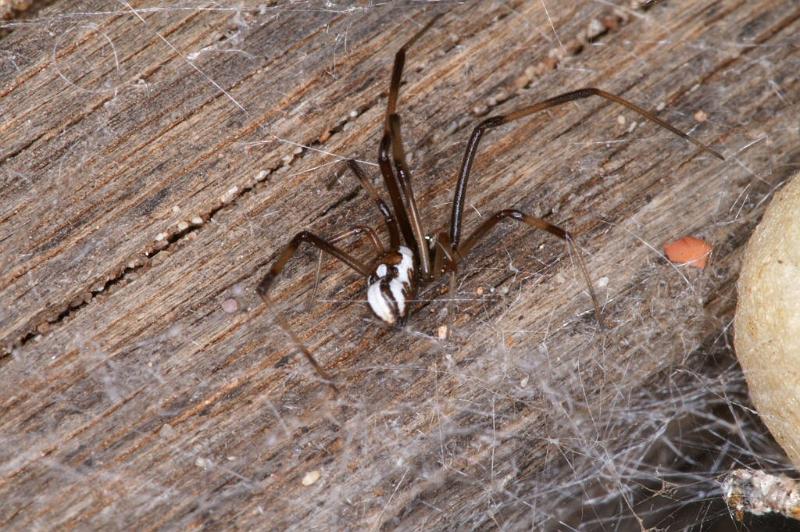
367 246 415 324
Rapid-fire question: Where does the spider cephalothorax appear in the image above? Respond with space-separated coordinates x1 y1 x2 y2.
366 246 415 325
256 14 723 390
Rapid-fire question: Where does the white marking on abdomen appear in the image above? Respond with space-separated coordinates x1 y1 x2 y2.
366 246 415 324
396 247 413 282
368 282 396 323
389 279 406 316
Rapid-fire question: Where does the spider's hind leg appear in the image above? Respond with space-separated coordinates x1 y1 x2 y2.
454 209 606 327
258 231 373 393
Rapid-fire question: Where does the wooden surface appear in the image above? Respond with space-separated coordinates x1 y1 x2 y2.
1 1 798 529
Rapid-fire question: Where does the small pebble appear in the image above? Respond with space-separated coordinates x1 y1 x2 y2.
617 115 626 125
694 110 708 122
597 276 609 288
255 170 270 182
472 103 488 116
221 186 239 203
437 325 448 339
475 287 484 296
159 424 176 438
222 298 239 314
302 470 321 486
177 221 189 231
586 18 605 40
191 216 204 226
155 232 167 241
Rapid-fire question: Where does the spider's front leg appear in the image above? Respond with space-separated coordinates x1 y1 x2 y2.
258 231 372 392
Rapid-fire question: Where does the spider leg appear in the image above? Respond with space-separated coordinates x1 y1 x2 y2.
378 134 418 255
346 159 399 249
379 14 442 276
373 16 442 257
307 225 383 311
385 14 442 124
430 231 459 338
449 87 725 248
329 225 383 256
258 231 372 391
431 231 453 278
455 209 604 325
388 113 432 278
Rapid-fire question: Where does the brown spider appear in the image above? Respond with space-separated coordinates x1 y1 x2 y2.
257 15 723 391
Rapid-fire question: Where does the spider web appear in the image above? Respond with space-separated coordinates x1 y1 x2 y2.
1 1 798 531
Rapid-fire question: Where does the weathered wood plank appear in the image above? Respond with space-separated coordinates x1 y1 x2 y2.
1 0 798 529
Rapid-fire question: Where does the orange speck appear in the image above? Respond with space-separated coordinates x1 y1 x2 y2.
663 236 712 269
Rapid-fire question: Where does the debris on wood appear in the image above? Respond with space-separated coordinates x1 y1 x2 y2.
663 236 712 269
721 469 800 522
302 470 321 486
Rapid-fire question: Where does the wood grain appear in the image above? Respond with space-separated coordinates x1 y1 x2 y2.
1 0 798 529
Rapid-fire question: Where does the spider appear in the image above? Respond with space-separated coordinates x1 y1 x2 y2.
257 15 723 391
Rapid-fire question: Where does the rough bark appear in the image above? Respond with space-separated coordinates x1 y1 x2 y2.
1 0 798 529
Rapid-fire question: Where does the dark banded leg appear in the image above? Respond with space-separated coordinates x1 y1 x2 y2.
347 159 399 249
307 225 383 311
430 231 459 338
431 231 457 278
388 113 431 278
258 231 371 391
379 14 441 275
449 87 725 248
378 133 418 254
456 209 604 325
385 14 442 124
329 225 383 256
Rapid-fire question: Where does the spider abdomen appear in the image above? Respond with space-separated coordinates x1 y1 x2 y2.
366 246 415 324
